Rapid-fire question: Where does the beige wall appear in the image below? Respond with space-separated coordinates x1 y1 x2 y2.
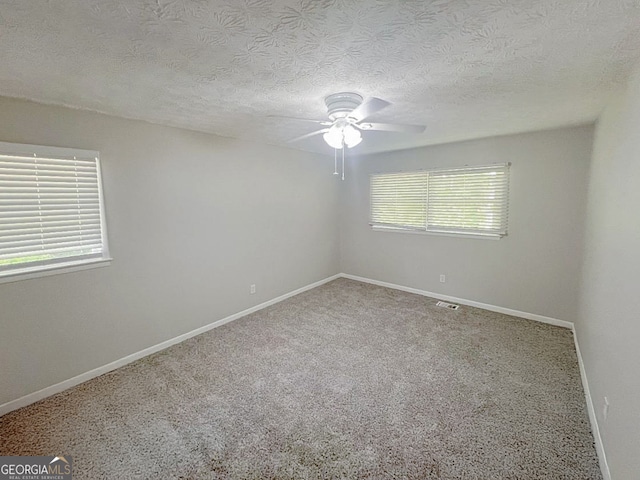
0 97 340 406
340 126 594 323
577 65 640 479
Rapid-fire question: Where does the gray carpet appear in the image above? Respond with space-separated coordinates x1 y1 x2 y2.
1 278 602 479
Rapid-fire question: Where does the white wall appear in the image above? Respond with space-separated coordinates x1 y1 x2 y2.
577 65 640 479
0 97 340 407
340 126 593 323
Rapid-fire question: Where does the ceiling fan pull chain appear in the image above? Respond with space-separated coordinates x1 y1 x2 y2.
341 144 345 181
333 148 338 175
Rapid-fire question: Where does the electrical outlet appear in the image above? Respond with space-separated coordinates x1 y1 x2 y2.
250 284 256 294
603 396 610 420
439 274 446 283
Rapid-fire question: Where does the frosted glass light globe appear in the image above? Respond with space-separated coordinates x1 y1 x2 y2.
323 126 344 149
343 125 362 148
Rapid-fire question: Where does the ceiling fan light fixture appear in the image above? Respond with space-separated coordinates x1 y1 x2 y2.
343 125 362 148
323 126 344 149
323 123 362 149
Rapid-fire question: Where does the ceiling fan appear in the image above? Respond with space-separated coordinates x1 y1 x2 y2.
271 92 426 149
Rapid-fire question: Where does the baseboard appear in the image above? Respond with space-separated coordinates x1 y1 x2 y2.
572 327 611 480
339 273 574 329
0 273 341 417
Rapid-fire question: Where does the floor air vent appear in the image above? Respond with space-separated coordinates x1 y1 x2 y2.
436 301 459 310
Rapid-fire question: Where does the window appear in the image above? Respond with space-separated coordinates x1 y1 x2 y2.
370 163 509 238
0 142 110 280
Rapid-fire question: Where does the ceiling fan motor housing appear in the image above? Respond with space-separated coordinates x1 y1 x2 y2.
325 92 363 120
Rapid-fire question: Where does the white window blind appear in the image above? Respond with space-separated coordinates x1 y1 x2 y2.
0 142 109 277
370 163 509 238
370 172 428 231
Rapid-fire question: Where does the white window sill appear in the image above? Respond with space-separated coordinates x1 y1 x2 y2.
0 258 112 284
371 226 504 240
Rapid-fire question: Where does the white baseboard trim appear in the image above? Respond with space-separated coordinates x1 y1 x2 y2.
572 327 611 480
0 273 341 417
340 273 574 329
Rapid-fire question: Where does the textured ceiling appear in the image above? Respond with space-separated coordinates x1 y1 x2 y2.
0 0 639 154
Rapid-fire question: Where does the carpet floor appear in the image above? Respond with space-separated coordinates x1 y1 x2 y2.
1 278 602 479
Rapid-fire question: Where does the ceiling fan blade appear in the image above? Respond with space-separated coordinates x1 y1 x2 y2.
348 97 391 122
358 122 426 134
288 128 330 143
268 115 331 126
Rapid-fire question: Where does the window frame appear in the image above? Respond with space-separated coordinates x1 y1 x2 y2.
0 141 112 283
369 163 510 239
